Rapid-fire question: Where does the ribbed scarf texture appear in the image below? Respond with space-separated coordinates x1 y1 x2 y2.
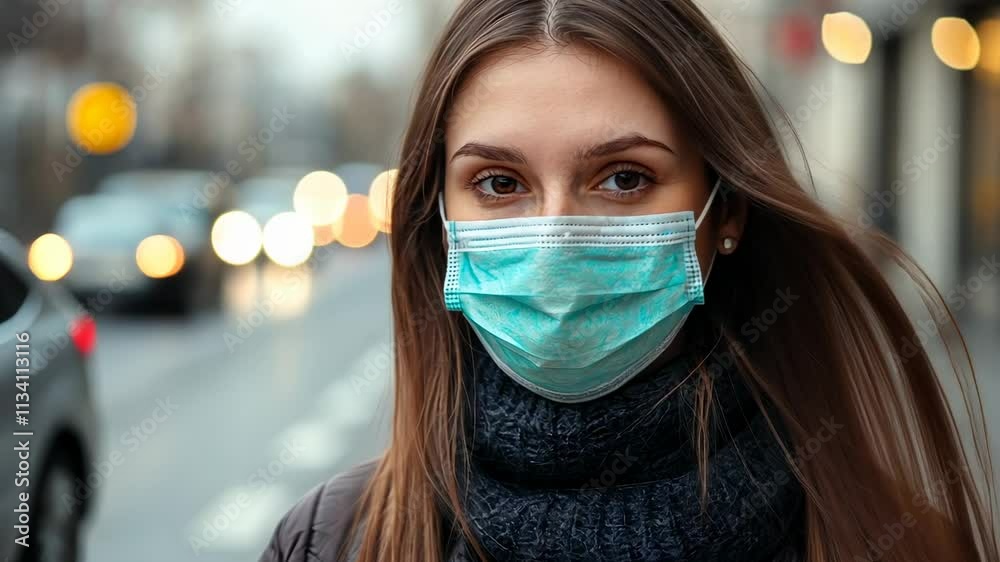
447 337 806 562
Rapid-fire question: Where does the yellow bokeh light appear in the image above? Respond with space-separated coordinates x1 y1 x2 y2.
136 235 185 279
212 211 263 265
933 17 981 70
66 82 137 155
262 212 314 267
28 233 73 281
333 194 379 249
974 18 999 79
368 169 398 233
822 12 873 64
293 171 349 226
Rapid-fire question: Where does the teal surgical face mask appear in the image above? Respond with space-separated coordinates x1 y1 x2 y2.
439 178 721 403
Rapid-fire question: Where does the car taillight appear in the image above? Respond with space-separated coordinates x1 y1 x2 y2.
69 314 97 356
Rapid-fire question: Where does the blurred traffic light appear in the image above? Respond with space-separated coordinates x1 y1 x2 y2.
66 82 137 155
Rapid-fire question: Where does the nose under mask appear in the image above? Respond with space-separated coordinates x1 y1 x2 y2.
439 177 721 403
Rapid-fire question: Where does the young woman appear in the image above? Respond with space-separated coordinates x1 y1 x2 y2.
260 0 998 560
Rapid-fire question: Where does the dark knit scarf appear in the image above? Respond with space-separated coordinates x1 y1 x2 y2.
446 336 806 562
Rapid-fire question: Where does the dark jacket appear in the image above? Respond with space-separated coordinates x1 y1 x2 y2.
259 460 378 562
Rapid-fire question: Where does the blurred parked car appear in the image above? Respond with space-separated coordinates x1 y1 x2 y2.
96 169 235 218
0 230 99 562
51 169 227 314
235 170 304 229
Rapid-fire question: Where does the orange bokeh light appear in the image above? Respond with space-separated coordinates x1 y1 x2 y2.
333 194 379 248
313 223 337 246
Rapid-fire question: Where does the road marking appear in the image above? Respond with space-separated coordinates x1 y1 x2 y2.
185 342 395 554
188 484 293 552
319 342 393 426
272 420 347 470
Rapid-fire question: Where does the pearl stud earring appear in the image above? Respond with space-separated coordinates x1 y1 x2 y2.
722 238 736 251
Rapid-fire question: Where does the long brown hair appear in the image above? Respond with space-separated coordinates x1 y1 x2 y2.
348 1 999 560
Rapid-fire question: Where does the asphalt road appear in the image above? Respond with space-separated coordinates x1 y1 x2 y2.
82 240 395 562
78 239 999 562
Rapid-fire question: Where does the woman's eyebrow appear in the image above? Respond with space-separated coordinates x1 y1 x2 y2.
576 133 676 160
448 133 675 164
450 143 528 164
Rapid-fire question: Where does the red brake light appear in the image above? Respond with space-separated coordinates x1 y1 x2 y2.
69 314 97 356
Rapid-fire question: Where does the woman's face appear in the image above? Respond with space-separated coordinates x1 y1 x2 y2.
443 42 738 274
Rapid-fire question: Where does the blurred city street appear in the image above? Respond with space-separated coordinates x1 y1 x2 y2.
81 243 394 562
0 0 995 560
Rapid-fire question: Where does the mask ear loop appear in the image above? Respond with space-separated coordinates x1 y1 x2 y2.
695 176 722 229
438 191 448 223
696 177 723 283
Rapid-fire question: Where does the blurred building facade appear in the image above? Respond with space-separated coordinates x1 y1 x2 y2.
0 0 441 240
700 0 999 323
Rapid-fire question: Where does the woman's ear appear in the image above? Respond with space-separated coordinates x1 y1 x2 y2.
716 188 747 255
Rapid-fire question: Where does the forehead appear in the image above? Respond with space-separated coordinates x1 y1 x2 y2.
444 43 679 155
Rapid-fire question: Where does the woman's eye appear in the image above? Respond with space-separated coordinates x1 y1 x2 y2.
476 175 524 196
598 171 650 193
